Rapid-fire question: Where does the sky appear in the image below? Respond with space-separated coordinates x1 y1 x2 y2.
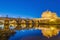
0 0 60 18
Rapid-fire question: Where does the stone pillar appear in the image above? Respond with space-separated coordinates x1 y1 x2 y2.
26 19 30 29
31 20 35 28
15 18 21 30
4 17 9 30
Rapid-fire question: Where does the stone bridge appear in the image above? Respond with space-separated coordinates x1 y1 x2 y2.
0 17 39 30
0 16 60 30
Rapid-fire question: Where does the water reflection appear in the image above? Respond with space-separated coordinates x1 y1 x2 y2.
9 29 42 40
9 25 60 40
9 29 60 40
0 24 60 40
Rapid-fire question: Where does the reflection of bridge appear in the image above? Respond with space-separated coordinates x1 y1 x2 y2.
0 17 40 30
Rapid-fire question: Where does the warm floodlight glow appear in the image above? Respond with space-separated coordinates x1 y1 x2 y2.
0 10 60 39
33 10 59 37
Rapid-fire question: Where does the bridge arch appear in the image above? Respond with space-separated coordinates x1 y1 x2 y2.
9 19 17 29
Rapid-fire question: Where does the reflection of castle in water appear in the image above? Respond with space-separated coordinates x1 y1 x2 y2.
0 10 60 40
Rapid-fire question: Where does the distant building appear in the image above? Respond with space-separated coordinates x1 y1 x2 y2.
41 10 58 19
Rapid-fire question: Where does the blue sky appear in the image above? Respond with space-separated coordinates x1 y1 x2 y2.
0 0 60 18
